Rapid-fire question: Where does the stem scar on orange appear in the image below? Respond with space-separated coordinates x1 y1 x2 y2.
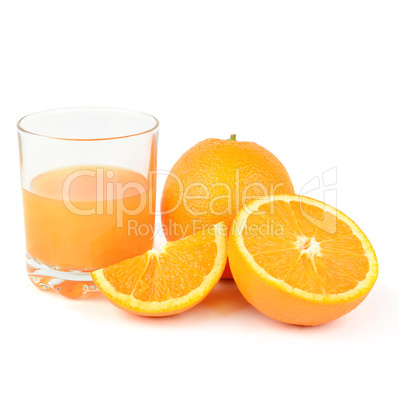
228 195 378 326
161 135 295 278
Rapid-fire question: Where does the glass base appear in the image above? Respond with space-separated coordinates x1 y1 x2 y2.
26 253 100 299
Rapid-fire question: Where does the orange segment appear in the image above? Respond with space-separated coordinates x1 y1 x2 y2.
91 222 228 316
252 249 301 280
228 195 378 326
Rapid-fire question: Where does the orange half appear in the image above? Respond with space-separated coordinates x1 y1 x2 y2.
92 222 227 316
228 195 378 326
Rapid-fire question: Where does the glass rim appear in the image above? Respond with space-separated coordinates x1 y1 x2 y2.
17 106 159 142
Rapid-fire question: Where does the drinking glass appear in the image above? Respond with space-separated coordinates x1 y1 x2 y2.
18 107 159 298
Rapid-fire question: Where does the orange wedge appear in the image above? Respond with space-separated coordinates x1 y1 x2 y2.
92 222 227 316
228 195 378 326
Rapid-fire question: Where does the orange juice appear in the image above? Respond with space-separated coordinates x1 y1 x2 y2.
22 165 155 297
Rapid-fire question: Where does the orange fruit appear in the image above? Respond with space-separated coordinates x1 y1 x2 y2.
228 195 378 326
161 135 295 278
91 222 227 316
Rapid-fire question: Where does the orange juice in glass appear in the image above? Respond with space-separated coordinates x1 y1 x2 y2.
18 108 158 298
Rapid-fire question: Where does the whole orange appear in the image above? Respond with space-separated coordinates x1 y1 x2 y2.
161 135 295 277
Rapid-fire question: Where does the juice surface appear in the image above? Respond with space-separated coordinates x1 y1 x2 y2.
22 165 155 270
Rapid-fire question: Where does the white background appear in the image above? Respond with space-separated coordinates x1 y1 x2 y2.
1 1 398 401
